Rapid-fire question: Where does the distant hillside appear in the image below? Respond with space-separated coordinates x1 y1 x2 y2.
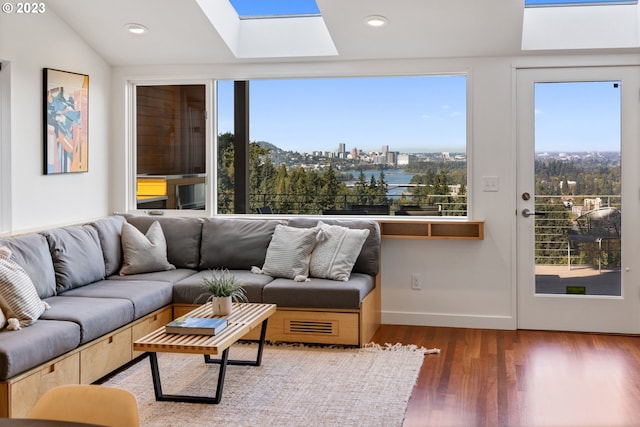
256 140 280 153
255 140 290 164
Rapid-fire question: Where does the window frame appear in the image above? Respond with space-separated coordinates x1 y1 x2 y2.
125 79 216 216
125 72 472 219
215 73 472 218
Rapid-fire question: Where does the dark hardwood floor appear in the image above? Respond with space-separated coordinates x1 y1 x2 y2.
372 325 640 427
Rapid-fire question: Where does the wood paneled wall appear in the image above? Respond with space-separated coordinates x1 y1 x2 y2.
136 85 206 175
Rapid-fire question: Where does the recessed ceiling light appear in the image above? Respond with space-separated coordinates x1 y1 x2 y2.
364 15 388 27
125 23 148 35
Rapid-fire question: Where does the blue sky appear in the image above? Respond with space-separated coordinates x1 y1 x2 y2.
534 81 620 152
229 0 319 17
218 77 620 154
217 76 468 154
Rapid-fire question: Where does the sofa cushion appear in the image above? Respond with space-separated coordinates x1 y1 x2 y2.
287 218 381 276
0 233 57 298
107 268 198 284
0 319 81 380
61 280 173 319
42 225 105 293
173 270 274 304
120 222 175 275
89 216 126 276
311 221 370 281
41 296 134 344
123 214 203 269
199 218 285 270
260 225 318 281
0 248 49 327
262 273 375 310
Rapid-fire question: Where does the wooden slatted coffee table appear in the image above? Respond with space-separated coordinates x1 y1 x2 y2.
133 302 276 404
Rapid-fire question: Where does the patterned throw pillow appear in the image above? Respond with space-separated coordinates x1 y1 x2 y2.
257 225 318 281
310 221 370 281
119 221 176 275
0 247 49 328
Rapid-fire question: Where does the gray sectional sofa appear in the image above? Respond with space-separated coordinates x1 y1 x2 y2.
0 214 381 417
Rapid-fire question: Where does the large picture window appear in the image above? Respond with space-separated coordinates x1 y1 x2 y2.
217 75 468 216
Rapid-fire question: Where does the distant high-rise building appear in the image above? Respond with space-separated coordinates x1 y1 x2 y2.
387 151 398 166
350 147 358 159
397 154 414 166
382 145 389 155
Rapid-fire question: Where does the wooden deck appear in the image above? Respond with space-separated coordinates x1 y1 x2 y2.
535 264 621 296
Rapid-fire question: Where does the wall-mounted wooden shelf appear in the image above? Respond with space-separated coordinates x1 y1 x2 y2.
379 220 484 240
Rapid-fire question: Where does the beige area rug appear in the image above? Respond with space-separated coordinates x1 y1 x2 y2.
103 343 435 427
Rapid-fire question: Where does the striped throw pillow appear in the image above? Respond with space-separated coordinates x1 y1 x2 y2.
310 221 370 281
260 225 318 280
0 247 48 327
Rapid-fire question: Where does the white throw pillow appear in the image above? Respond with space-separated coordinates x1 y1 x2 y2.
258 225 318 281
119 221 176 275
310 222 370 281
0 247 49 328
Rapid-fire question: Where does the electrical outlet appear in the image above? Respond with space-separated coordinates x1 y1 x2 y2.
411 273 422 290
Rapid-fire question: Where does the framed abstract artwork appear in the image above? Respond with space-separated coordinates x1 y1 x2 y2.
43 68 89 174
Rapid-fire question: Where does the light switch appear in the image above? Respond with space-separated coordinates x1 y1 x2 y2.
483 176 499 192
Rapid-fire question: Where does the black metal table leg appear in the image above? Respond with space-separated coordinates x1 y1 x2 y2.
148 348 230 404
204 318 269 367
148 318 270 404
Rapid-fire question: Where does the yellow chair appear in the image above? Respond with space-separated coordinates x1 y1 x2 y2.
26 384 139 427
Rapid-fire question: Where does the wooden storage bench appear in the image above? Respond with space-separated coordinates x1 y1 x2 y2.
0 306 172 418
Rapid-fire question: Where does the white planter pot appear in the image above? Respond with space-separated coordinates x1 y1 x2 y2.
210 296 232 316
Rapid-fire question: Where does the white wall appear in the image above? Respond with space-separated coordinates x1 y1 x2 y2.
0 11 112 233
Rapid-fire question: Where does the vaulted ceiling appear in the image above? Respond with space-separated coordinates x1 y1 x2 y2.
47 0 524 65
47 0 638 66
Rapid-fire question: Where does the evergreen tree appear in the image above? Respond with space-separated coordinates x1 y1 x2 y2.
374 171 389 205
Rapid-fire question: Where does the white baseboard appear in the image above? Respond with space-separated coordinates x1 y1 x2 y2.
382 311 516 330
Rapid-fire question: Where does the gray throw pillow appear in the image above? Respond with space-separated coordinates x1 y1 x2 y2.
119 221 176 275
310 221 370 281
259 225 318 281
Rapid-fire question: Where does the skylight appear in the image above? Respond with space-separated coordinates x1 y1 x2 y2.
525 0 636 7
229 0 320 18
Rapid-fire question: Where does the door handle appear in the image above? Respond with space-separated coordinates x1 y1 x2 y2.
521 208 545 218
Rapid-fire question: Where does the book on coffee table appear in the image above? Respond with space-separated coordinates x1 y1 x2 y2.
165 316 228 336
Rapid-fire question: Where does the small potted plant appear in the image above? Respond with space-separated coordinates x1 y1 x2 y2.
197 269 248 316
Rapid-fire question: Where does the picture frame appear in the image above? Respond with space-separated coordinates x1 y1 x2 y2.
43 68 89 174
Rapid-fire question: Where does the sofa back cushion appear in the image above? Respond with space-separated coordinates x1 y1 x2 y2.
42 225 106 293
200 218 286 270
122 214 203 269
89 216 126 277
287 217 381 276
0 234 57 298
